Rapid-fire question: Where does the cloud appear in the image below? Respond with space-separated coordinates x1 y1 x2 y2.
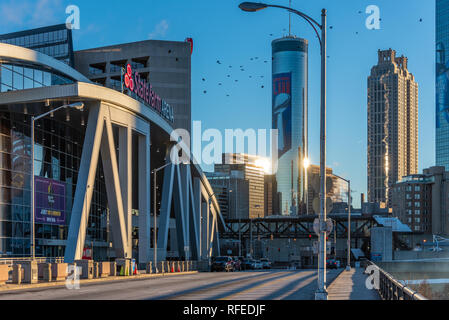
0 0 63 29
148 20 169 39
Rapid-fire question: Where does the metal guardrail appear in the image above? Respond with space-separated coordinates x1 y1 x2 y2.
0 257 65 265
366 261 428 300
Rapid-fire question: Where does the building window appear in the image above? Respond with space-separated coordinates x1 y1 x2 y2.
415 186 420 192
415 202 420 207
415 210 420 215
415 194 420 200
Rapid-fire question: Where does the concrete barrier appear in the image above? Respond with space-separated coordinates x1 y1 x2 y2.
0 265 8 285
12 264 22 284
38 263 52 282
116 259 130 276
166 261 171 273
158 261 165 273
109 262 117 277
51 263 68 281
99 262 110 278
21 261 38 284
75 260 94 279
146 262 153 274
93 262 99 278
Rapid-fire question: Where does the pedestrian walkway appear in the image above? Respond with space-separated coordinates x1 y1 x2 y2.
327 268 381 300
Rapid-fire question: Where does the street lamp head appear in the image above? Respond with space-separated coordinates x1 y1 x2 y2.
67 102 84 111
239 2 268 12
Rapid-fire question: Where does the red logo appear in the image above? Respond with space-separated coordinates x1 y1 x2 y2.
124 64 134 91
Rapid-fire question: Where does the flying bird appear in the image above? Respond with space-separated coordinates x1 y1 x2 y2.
217 60 221 64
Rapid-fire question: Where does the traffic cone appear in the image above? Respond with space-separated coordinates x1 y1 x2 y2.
171 263 174 273
177 263 181 272
120 266 124 276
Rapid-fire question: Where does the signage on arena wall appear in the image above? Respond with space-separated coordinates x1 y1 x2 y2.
123 64 174 123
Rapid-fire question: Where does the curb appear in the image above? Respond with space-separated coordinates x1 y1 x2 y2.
0 271 199 293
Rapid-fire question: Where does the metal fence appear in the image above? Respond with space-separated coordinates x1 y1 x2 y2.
367 261 428 300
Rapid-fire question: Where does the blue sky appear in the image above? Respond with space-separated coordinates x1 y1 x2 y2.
0 0 436 207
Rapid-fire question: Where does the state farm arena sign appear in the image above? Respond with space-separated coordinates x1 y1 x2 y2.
124 64 174 123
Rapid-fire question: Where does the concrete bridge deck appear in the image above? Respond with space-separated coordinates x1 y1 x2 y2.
327 268 381 300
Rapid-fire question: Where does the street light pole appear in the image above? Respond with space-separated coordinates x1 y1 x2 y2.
239 2 328 300
152 162 171 272
31 102 84 260
317 9 328 301
346 180 351 271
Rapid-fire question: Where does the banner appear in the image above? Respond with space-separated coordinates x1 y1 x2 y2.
272 72 292 158
35 176 66 225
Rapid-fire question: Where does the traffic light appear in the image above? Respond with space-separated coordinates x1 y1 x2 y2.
308 234 312 240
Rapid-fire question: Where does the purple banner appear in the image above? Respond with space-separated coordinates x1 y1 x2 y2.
35 176 66 225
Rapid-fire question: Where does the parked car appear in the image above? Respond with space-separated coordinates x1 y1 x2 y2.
326 258 338 269
252 260 263 270
211 256 234 272
242 259 254 270
232 257 242 271
260 258 271 269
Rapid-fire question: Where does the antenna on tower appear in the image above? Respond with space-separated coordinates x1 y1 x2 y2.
289 0 292 36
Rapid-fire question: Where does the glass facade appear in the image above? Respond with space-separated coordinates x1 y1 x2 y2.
0 63 72 93
0 24 74 67
272 37 308 215
436 0 449 170
0 60 110 258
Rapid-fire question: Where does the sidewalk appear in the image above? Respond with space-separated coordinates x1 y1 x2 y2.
327 268 380 300
0 271 198 293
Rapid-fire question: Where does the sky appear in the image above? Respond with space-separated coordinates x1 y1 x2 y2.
0 0 436 207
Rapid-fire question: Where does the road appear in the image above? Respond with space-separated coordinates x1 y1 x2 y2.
0 269 342 300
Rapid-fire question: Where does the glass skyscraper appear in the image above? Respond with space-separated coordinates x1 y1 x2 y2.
272 37 308 215
436 0 449 170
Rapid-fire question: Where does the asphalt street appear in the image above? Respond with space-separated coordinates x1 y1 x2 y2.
0 269 342 300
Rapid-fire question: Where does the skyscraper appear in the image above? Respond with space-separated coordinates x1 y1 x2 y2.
367 49 419 206
272 36 308 216
436 0 449 170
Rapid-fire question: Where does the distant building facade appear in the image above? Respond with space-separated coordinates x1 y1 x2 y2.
214 154 265 219
272 36 308 216
306 165 349 214
436 0 449 170
264 174 280 216
367 49 419 207
391 166 449 235
205 172 249 220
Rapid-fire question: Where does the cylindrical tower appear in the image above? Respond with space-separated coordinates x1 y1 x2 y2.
272 36 308 215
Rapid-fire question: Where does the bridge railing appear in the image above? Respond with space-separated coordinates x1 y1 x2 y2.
366 261 428 300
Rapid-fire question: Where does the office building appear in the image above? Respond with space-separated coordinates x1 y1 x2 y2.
367 49 419 207
436 0 449 170
205 172 249 220
272 36 308 216
391 166 449 235
74 39 192 133
214 154 265 219
306 165 349 214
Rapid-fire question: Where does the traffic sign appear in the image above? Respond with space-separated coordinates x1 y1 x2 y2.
313 218 334 236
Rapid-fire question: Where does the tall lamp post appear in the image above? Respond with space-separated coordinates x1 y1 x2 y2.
239 2 328 300
31 102 84 260
332 174 352 271
151 162 171 272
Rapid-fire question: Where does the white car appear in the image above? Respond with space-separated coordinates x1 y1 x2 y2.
252 260 263 270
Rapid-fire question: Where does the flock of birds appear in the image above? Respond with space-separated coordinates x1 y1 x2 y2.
197 11 425 97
